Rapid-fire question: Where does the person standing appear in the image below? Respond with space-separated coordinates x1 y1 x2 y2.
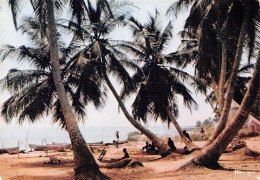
200 128 205 140
115 131 120 148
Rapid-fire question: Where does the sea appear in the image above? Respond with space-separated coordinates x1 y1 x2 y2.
0 125 195 150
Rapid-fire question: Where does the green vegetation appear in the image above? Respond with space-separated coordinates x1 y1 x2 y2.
127 131 142 141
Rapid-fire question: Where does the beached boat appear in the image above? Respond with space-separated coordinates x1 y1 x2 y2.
104 140 127 146
6 147 19 154
46 144 72 151
87 141 103 145
29 144 47 151
0 148 8 154
87 141 104 146
97 158 132 168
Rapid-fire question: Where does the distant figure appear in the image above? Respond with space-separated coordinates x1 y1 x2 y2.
142 142 149 152
167 138 176 152
150 142 159 154
200 128 205 140
183 130 192 141
98 148 107 160
122 148 129 159
89 145 95 153
115 131 120 142
115 131 120 148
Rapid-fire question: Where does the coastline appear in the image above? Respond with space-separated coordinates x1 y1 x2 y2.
0 136 259 180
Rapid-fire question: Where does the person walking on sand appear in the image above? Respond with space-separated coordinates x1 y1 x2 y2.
167 138 176 152
115 131 120 148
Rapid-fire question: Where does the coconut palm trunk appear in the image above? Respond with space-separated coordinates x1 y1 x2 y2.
97 42 170 157
165 108 199 151
218 44 228 113
192 49 260 168
103 72 171 156
46 0 108 179
206 1 251 145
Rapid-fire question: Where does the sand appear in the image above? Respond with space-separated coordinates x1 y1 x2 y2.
0 136 259 180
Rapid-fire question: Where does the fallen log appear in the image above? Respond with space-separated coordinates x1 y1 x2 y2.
97 158 132 168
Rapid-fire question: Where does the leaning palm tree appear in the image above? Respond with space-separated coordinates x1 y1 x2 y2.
62 0 171 156
118 14 204 151
165 0 260 169
6 0 109 176
191 48 260 168
168 0 260 144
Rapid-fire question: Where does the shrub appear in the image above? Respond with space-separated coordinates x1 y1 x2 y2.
127 131 142 141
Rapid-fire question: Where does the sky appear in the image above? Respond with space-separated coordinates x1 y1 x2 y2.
0 0 215 129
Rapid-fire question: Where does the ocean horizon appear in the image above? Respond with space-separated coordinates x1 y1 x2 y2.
0 125 195 150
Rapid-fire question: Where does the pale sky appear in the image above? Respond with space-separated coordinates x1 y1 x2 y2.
0 0 215 129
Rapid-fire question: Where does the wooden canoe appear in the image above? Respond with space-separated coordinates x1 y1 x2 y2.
29 144 47 151
87 141 104 145
46 144 72 151
6 147 19 154
97 158 132 168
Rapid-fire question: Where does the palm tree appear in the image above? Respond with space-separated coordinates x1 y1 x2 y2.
118 14 204 151
192 49 260 168
63 0 172 156
0 16 104 125
47 1 108 177
0 14 108 178
167 0 260 144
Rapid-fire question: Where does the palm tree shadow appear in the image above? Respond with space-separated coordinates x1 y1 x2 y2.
18 159 74 169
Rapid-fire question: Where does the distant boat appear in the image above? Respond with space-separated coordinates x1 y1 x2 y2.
6 147 19 154
0 148 8 154
47 144 72 151
104 140 127 146
87 141 104 146
29 144 47 151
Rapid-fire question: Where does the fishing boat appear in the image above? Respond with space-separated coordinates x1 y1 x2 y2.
29 144 47 151
6 147 19 154
0 148 8 154
47 144 72 151
87 141 104 146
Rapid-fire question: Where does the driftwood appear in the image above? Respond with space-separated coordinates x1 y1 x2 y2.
97 158 132 168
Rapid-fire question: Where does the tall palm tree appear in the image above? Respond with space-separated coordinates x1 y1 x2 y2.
0 14 108 178
118 14 204 150
168 0 260 144
63 0 172 156
47 1 109 177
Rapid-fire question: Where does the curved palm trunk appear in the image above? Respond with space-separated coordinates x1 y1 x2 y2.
206 2 251 146
165 108 199 151
218 44 227 113
103 72 171 157
46 1 108 179
193 50 259 168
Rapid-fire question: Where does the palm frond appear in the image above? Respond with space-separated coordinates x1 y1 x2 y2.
8 0 21 30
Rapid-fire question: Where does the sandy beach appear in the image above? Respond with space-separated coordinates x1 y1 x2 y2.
0 136 259 180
